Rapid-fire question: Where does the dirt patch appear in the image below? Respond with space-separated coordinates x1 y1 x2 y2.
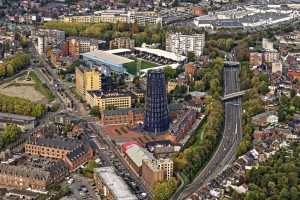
0 76 48 104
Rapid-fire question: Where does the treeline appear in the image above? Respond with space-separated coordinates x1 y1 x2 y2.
0 53 31 78
152 178 177 200
0 124 22 150
232 143 300 200
174 58 224 183
278 92 300 122
236 62 266 156
44 21 166 47
0 94 46 118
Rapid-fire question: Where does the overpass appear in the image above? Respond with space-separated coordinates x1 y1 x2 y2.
222 89 249 101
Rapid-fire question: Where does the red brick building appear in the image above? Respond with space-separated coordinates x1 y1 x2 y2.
25 137 93 171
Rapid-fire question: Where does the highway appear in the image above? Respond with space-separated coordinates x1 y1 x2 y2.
171 62 242 200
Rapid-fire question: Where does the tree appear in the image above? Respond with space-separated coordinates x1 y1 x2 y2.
152 178 177 200
187 51 196 62
164 66 176 80
0 124 22 149
89 106 101 117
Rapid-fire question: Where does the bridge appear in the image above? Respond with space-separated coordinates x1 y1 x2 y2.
222 90 249 101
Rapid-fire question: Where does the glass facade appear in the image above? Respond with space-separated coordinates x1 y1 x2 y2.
144 69 169 134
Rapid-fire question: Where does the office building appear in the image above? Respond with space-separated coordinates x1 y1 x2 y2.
86 91 132 111
75 67 101 97
166 33 205 56
94 167 137 200
25 137 93 171
109 37 135 49
144 69 169 134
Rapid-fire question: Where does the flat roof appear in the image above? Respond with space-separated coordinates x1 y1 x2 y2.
0 112 36 122
124 144 154 167
134 47 186 62
94 167 137 200
106 49 132 54
82 50 133 66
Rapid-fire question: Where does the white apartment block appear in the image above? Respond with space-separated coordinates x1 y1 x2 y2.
156 158 174 180
37 35 48 55
79 39 98 53
166 33 205 57
63 11 162 25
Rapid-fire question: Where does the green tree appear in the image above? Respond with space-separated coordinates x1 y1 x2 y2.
187 51 196 62
164 66 176 80
152 178 177 200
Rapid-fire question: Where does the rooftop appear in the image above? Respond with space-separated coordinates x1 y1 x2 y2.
94 167 137 200
0 112 36 123
134 47 187 62
82 50 133 66
123 143 154 167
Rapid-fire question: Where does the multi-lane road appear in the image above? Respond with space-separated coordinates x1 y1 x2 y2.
171 62 243 200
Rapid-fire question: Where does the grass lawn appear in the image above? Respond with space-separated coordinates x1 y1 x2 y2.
29 71 55 102
124 59 157 75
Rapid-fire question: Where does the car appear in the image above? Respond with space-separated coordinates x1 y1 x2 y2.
67 178 74 184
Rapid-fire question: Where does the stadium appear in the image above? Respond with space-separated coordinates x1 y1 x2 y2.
81 47 187 77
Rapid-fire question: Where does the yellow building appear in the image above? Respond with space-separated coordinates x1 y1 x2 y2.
167 80 177 93
86 91 132 111
75 67 101 97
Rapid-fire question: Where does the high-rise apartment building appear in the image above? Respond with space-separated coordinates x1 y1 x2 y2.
37 35 48 55
109 37 135 49
144 69 169 134
142 158 174 187
166 33 205 56
76 67 101 97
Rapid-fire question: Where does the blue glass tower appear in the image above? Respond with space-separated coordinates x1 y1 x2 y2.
144 69 169 134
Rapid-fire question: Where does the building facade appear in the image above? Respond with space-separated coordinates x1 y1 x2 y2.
101 108 144 127
75 67 101 97
249 52 263 67
25 137 93 171
86 91 132 111
166 33 205 56
0 160 68 190
109 37 135 49
144 70 169 134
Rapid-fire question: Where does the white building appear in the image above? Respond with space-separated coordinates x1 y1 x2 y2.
37 35 48 55
166 33 205 57
155 158 174 180
262 38 274 50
